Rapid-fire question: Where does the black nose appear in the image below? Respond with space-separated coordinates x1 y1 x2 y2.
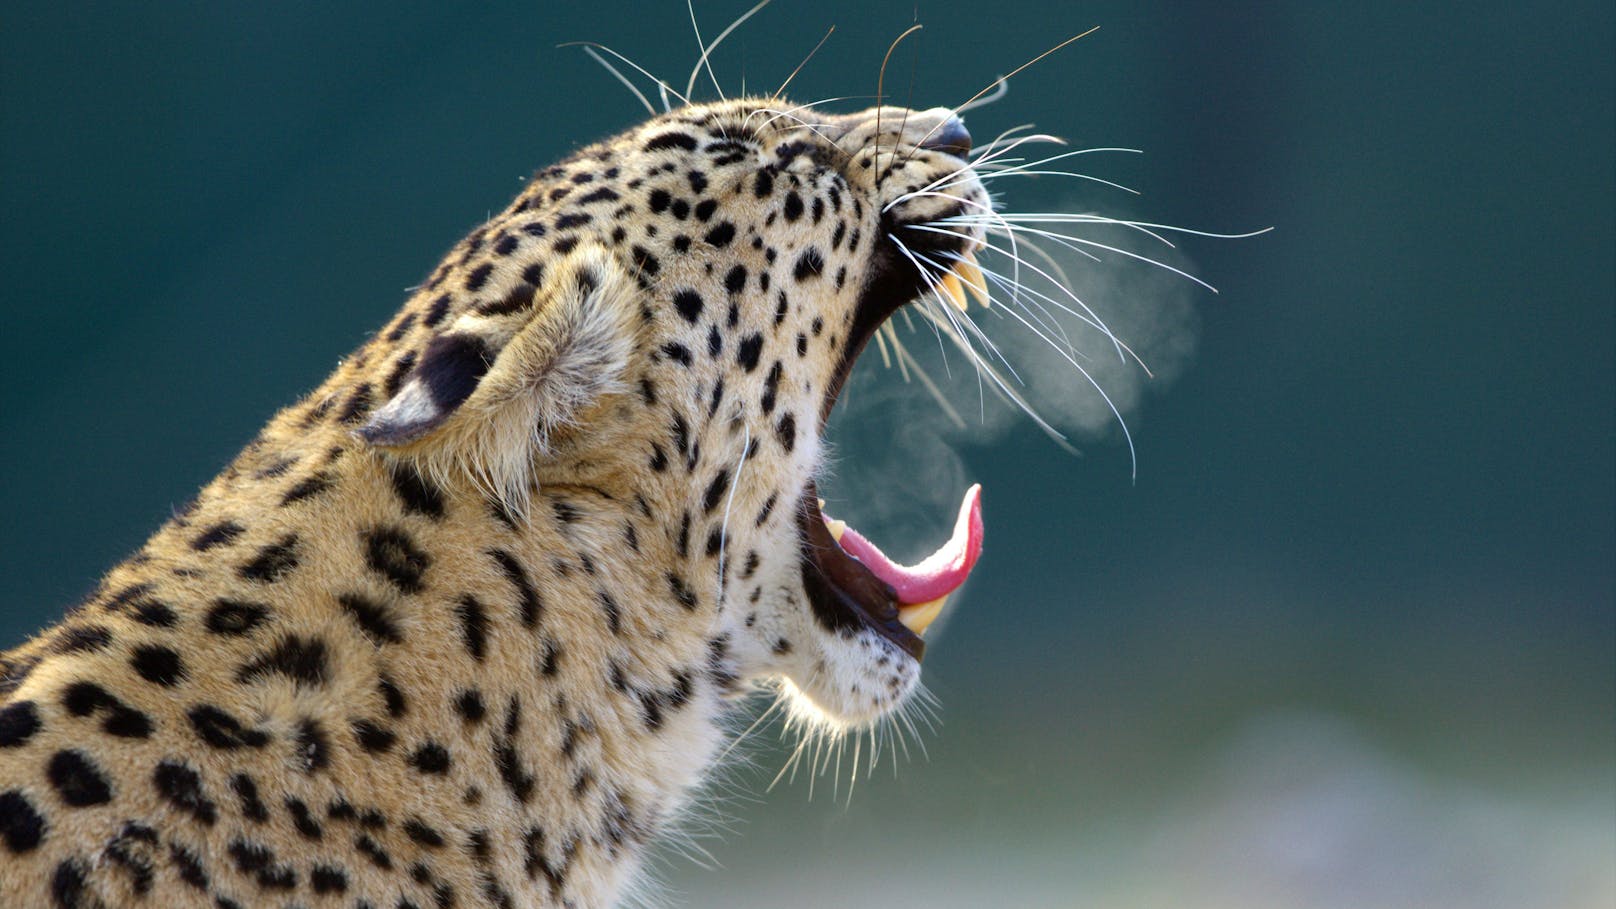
920 115 971 155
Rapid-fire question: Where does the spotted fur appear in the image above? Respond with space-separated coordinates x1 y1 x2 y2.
0 99 986 908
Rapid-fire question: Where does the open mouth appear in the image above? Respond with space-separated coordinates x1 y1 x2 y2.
796 220 989 660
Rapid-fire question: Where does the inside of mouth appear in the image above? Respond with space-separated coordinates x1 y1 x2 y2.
821 484 982 606
796 479 982 656
793 229 989 654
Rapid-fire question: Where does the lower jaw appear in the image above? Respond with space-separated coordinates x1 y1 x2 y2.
797 481 925 660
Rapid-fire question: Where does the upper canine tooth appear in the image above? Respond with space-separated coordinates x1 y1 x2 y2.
825 519 847 542
939 272 968 312
955 255 990 308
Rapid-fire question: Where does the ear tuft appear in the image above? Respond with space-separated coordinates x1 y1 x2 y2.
358 243 643 513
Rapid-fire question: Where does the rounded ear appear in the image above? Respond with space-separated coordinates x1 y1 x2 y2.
359 243 644 509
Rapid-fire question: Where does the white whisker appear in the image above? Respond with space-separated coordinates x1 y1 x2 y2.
955 75 1009 113
579 47 657 116
685 0 773 101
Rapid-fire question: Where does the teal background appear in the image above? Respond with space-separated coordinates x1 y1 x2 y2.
3 3 1611 907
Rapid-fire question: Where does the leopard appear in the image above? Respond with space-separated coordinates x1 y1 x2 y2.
0 89 998 908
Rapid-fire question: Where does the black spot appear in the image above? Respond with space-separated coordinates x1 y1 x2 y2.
783 191 804 221
493 234 519 256
297 718 331 772
477 281 536 316
661 341 692 366
237 634 329 687
60 681 111 717
776 413 797 451
384 350 420 398
338 592 403 645
793 248 825 281
579 186 620 204
286 797 324 839
388 463 446 519
130 644 186 686
423 293 453 327
705 527 724 558
702 469 731 514
191 521 244 551
0 700 41 747
703 221 736 247
52 857 90 908
51 625 113 654
352 719 396 753
404 818 446 848
364 526 431 594
555 212 591 230
280 471 336 505
205 599 268 636
647 188 672 213
454 689 486 723
687 170 709 194
380 676 408 716
724 264 747 295
456 595 488 662
736 333 763 372
522 262 546 285
706 325 723 358
694 197 717 220
410 742 451 774
644 131 699 152
495 723 535 804
599 590 622 635
754 170 775 197
762 361 782 414
630 244 660 276
337 383 374 424
189 705 270 749
228 837 271 873
129 597 178 627
490 550 543 628
168 843 209 890
465 262 494 291
153 760 216 824
97 698 152 739
311 864 349 894
231 774 270 824
2 654 39 696
239 534 300 583
0 790 44 852
673 289 704 322
670 198 690 219
667 574 698 611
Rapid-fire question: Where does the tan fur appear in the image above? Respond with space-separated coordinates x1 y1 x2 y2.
0 99 986 909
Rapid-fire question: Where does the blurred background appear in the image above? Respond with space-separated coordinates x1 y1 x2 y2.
2 3 1611 907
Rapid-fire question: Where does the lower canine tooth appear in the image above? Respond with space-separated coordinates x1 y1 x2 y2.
825 519 847 542
897 595 948 635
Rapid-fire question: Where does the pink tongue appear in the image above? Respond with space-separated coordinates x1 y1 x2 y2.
830 485 983 605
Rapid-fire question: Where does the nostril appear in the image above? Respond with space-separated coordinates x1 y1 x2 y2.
920 115 971 155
